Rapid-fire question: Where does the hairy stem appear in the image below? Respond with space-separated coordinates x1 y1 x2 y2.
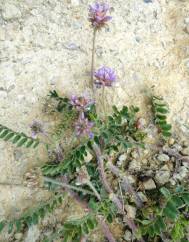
92 143 124 213
62 176 116 242
43 177 95 196
98 216 116 242
90 28 97 91
102 85 106 116
86 180 101 201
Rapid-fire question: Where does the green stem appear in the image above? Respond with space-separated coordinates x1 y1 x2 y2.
43 177 95 196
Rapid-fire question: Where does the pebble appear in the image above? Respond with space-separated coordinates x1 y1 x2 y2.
123 230 132 241
15 233 23 240
157 153 170 162
118 153 127 162
117 153 127 167
155 165 170 185
182 140 189 148
128 159 141 172
127 175 137 185
84 151 93 163
137 192 148 202
168 137 175 146
173 144 182 151
125 205 136 219
173 166 189 181
143 179 156 190
131 151 139 159
181 147 189 156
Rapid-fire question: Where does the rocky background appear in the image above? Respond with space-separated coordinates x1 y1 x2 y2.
0 0 189 241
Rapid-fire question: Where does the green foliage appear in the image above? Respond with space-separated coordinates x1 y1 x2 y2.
42 104 145 177
42 145 87 176
92 105 145 154
49 90 72 112
0 194 65 234
89 198 117 223
139 187 189 241
62 214 97 242
0 124 39 148
152 96 172 138
43 214 97 242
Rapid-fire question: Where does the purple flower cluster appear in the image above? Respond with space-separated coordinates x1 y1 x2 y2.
70 94 94 139
94 66 116 87
75 113 94 139
89 2 112 28
70 95 94 112
30 120 45 138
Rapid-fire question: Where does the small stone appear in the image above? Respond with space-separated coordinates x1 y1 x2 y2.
182 140 189 148
117 153 127 167
118 153 127 162
173 144 182 151
174 166 189 181
125 205 136 219
141 158 148 165
127 175 137 185
128 159 141 172
15 233 23 240
155 165 170 185
168 138 175 146
157 154 170 162
84 151 93 163
123 230 132 241
131 151 139 159
2 3 22 21
143 179 156 190
181 147 189 156
136 118 146 129
137 192 148 202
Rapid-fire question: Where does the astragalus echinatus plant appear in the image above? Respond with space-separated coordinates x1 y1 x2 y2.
0 2 189 242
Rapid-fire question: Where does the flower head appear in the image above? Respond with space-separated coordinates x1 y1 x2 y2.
94 66 116 87
89 2 112 28
75 113 94 139
30 120 45 138
70 95 94 112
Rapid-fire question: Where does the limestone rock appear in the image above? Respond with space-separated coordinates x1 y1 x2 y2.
181 147 189 156
137 192 148 202
1 3 22 21
117 153 127 167
15 233 23 240
123 230 132 241
84 151 93 163
125 205 136 219
157 154 170 162
143 179 156 190
128 159 141 172
155 165 170 185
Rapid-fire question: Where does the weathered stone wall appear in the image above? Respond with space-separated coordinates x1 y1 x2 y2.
0 0 189 241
